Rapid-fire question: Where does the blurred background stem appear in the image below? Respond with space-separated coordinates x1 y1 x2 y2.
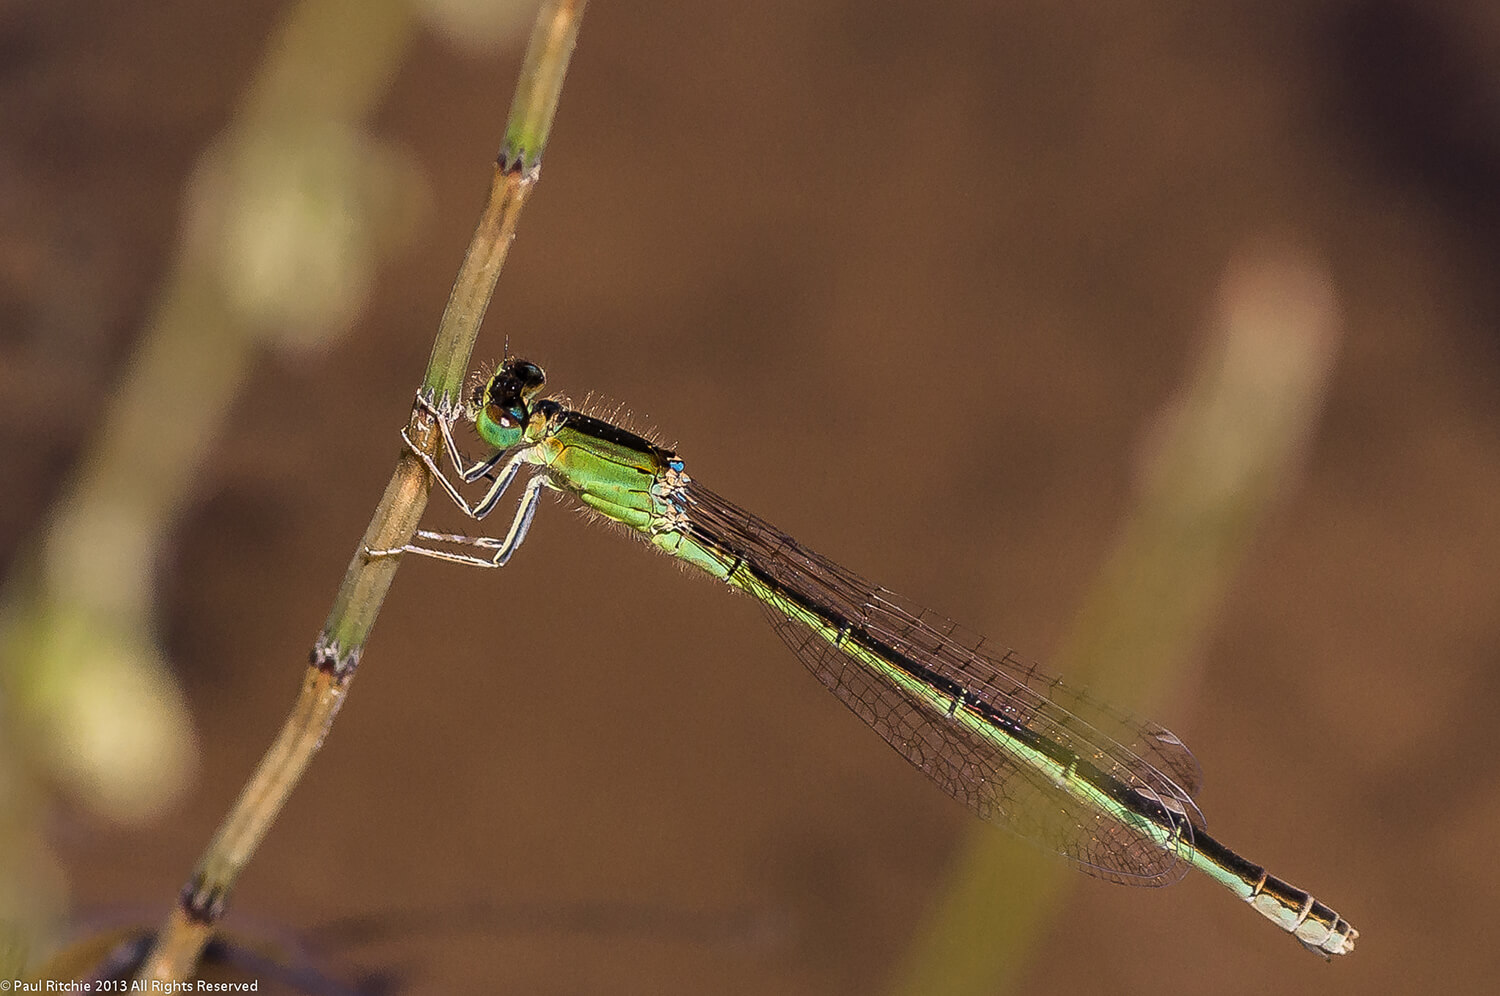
888 243 1342 996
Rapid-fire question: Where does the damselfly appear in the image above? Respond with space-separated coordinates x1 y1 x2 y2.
368 358 1358 958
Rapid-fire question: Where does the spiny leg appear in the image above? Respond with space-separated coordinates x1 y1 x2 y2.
462 446 508 485
415 392 509 485
366 474 550 568
472 455 527 519
401 419 527 520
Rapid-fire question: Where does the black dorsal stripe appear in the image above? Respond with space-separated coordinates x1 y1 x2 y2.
560 410 674 459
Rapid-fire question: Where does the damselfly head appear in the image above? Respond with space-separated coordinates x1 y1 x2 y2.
474 358 548 449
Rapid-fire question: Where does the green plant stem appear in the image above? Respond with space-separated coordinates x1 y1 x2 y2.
133 0 589 982
424 0 585 402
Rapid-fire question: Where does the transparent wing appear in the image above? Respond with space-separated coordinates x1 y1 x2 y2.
685 483 1204 887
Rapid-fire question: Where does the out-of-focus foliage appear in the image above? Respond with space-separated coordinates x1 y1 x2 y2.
890 244 1341 996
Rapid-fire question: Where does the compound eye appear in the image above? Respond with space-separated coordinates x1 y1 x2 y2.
476 359 546 448
488 405 525 429
512 360 545 390
478 403 526 449
486 358 547 408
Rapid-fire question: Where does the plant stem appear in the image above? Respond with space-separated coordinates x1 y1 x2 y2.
133 0 589 982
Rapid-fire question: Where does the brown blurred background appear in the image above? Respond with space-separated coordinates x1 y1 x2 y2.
4 0 1500 992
